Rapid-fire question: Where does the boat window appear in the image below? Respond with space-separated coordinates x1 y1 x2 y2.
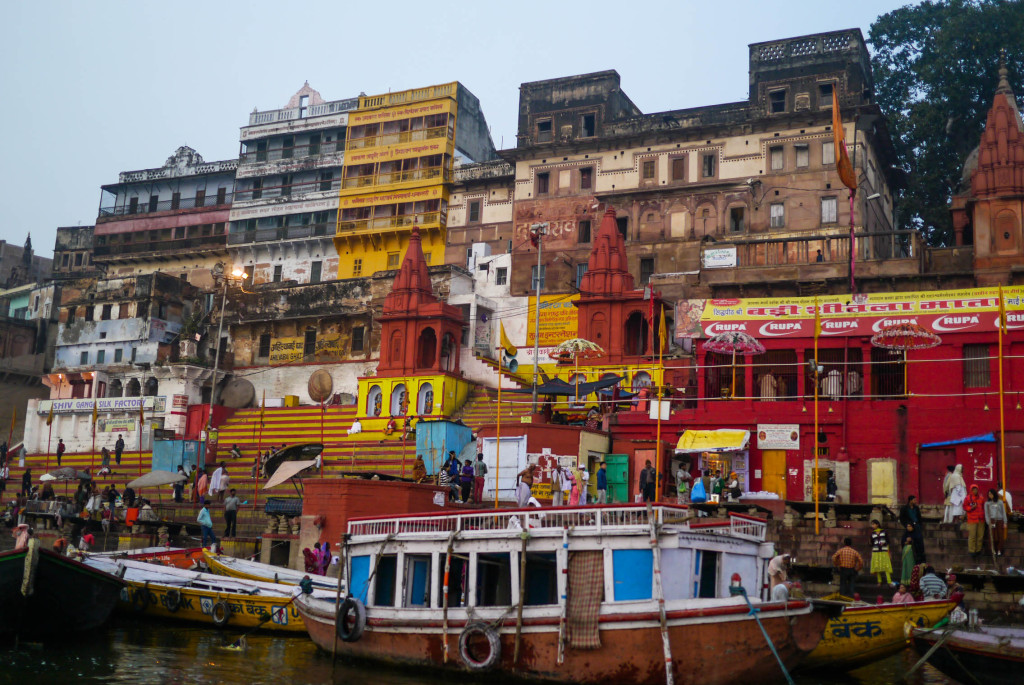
476 553 512 606
349 555 371 602
694 551 719 599
523 552 558 605
612 549 653 600
374 555 398 606
403 554 432 607
438 554 468 608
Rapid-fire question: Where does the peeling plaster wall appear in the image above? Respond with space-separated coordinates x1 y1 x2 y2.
232 360 375 406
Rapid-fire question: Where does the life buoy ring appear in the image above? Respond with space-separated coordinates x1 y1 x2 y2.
131 585 151 613
335 597 366 642
459 622 501 671
165 589 182 613
211 600 231 627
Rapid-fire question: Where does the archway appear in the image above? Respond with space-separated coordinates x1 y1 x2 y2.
439 332 457 372
391 383 408 416
144 377 159 397
624 311 648 356
367 385 382 416
417 383 434 415
631 371 652 393
417 328 437 369
108 379 123 398
126 378 141 397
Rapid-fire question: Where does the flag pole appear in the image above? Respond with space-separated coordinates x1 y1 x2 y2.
46 407 53 473
654 304 665 503
495 375 502 510
813 297 821 535
321 400 325 479
998 286 1007 500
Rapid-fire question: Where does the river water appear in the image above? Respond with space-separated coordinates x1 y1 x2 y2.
0 617 955 685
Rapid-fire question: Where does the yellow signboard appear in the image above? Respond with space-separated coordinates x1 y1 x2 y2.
314 335 346 362
349 98 455 126
339 186 446 210
526 295 580 347
344 138 450 166
269 337 304 364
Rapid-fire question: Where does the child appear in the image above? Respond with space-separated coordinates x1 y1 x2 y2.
870 519 893 586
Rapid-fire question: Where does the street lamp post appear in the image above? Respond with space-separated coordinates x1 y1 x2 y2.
530 222 548 413
205 266 247 454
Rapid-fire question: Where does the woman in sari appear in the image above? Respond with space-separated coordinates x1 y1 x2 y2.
905 521 926 564
900 532 916 586
908 563 927 601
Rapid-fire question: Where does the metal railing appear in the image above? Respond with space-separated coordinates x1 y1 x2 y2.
235 178 340 203
247 98 359 126
705 230 920 269
99 193 233 217
347 505 767 541
357 83 455 110
93 234 226 257
345 125 450 151
337 210 443 234
239 140 344 164
341 166 449 189
227 223 332 245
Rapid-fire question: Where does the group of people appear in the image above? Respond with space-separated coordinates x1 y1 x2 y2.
514 461 603 508
196 486 240 547
940 465 1013 558
437 451 488 504
302 541 335 576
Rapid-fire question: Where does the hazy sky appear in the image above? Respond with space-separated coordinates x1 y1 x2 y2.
1 0 912 257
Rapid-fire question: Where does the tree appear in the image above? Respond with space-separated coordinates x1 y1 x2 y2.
869 0 1024 246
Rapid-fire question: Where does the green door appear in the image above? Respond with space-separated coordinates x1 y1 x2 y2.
605 454 628 504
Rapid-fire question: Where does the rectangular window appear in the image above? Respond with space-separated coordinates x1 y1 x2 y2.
640 257 655 285
531 265 546 291
85 305 94 321
642 160 655 180
671 157 686 181
100 304 111 320
769 90 786 113
523 552 558 605
423 252 431 264
318 171 334 192
273 265 282 282
62 253 70 267
373 555 397 607
114 348 123 363
821 197 838 224
129 197 139 214
581 113 596 138
729 207 745 232
702 154 715 178
536 172 550 195
251 178 263 200
309 261 322 284
495 267 508 286
476 553 512 607
695 550 720 598
171 192 180 210
403 554 432 607
616 216 628 241
258 334 271 358
468 199 481 223
352 258 363 276
216 187 227 204
579 167 593 190
351 326 365 353
575 262 588 288
870 346 905 398
753 349 799 401
255 140 268 162
195 189 205 208
822 142 835 165
963 344 991 388
578 219 592 243
304 328 317 357
67 307 76 324
308 133 321 156
280 174 292 197
770 146 784 171
613 549 652 601
282 135 294 159
819 83 834 109
148 195 159 212
537 119 552 143
80 351 89 365
770 203 785 228
387 253 400 269
131 347 137 363
75 253 84 266
97 350 105 364
795 145 809 168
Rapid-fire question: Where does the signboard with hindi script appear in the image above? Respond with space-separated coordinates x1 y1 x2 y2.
269 337 304 364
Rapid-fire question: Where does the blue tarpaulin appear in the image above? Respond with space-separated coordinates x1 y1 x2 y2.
920 433 996 449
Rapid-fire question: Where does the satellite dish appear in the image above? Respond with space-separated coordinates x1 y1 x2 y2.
220 378 255 408
308 369 334 403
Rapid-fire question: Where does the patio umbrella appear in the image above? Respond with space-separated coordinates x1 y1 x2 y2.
701 331 766 399
551 338 605 403
870 323 940 396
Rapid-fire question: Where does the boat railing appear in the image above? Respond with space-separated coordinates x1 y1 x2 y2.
347 505 767 542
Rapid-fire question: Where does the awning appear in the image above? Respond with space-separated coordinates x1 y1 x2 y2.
128 470 187 489
675 429 750 454
506 375 625 396
263 459 318 489
920 433 996 449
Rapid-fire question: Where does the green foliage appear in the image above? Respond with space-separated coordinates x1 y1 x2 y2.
869 0 1024 245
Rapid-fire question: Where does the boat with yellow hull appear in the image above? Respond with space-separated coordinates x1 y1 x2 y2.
800 596 957 671
201 550 341 592
84 556 334 633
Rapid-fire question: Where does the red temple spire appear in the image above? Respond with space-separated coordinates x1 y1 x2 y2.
383 226 437 315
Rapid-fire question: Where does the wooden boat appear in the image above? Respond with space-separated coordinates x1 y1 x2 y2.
93 546 206 569
910 623 1024 685
0 539 125 636
83 556 336 633
799 596 956 671
202 549 342 592
295 504 837 684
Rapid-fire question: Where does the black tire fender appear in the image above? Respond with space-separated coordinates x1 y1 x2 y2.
459 622 501 670
335 597 367 642
131 585 151 613
211 599 231 627
165 588 182 613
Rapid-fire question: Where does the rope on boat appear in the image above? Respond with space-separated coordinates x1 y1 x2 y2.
647 503 675 685
735 588 794 685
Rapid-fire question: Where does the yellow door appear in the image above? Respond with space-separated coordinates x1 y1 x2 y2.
761 450 787 499
869 459 897 506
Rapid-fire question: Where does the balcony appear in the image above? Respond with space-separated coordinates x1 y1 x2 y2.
228 223 332 246
239 139 344 164
337 210 445 236
234 179 340 203
341 166 450 190
93 233 227 261
247 98 359 126
99 194 233 218
346 125 449 151
357 82 456 110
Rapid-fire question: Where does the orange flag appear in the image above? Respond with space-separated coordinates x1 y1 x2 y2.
832 86 857 191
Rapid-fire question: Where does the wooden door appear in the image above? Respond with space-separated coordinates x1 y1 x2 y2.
761 450 787 499
869 459 897 507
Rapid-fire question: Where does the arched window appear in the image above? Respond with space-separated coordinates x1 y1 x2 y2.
367 385 382 417
144 377 159 397
391 383 407 416
108 379 123 398
439 332 456 372
624 311 648 356
631 371 652 393
417 382 434 415
417 328 437 369
126 378 141 397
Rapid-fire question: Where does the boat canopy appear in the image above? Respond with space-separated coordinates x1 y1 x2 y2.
920 433 996 449
505 375 625 396
263 459 318 489
675 429 750 453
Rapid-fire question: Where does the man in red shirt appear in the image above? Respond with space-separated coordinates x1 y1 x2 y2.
831 537 864 598
963 484 986 558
